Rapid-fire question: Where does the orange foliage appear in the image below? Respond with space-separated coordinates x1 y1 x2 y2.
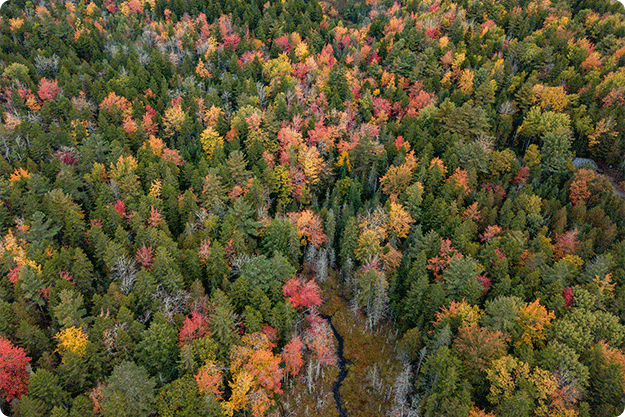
427 238 461 281
569 169 595 205
429 157 447 176
380 152 417 197
195 360 224 399
99 92 133 120
287 210 327 248
453 324 508 373
433 300 482 328
515 299 555 349
9 167 31 182
447 167 470 193
553 229 579 260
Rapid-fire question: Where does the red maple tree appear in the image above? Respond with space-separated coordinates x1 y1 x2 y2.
178 312 211 346
0 337 31 402
282 336 304 376
37 78 60 101
282 278 322 310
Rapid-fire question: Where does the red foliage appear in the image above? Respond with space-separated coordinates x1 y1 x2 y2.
563 287 574 307
178 312 211 346
148 205 164 228
59 270 74 285
282 336 304 376
427 238 462 281
304 311 336 365
55 148 80 165
282 278 322 310
553 229 579 260
477 275 491 296
0 337 31 402
8 265 22 286
114 200 126 216
514 166 530 184
38 78 60 101
135 244 154 270
223 32 241 50
274 34 293 53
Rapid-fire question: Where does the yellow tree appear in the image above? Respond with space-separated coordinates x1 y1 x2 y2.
297 144 325 187
55 326 89 357
514 299 555 349
163 103 186 137
200 126 224 159
387 202 414 239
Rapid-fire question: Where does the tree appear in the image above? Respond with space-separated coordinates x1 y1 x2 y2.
136 313 178 383
199 127 223 160
101 361 156 417
53 289 86 329
156 375 218 417
453 324 508 376
288 210 327 248
0 336 31 402
178 312 211 346
282 336 304 376
388 202 414 239
210 290 240 361
442 256 485 304
569 169 595 205
541 127 572 174
282 278 322 310
38 78 61 101
513 299 555 349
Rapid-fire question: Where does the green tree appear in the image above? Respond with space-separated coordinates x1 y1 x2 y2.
102 361 156 417
135 313 178 383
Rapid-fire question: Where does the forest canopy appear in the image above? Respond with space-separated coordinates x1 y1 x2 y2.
0 0 625 416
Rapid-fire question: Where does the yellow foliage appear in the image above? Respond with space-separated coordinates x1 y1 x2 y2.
199 126 224 159
294 42 309 61
195 58 211 79
263 54 292 80
223 370 254 417
525 144 541 168
515 299 555 349
388 202 414 238
458 69 474 94
109 155 138 181
163 104 187 137
56 326 89 357
337 151 352 171
298 144 324 186
148 179 162 198
487 355 530 401
429 157 448 176
9 167 31 182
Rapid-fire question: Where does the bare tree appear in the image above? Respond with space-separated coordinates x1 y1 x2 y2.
111 254 137 295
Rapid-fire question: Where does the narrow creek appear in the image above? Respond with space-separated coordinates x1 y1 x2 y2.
320 313 349 417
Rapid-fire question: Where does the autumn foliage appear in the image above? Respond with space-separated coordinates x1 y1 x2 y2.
282 278 322 310
0 337 31 402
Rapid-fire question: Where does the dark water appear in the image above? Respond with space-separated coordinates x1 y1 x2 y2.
320 313 349 417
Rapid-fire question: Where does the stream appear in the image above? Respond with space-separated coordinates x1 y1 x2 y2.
320 313 349 417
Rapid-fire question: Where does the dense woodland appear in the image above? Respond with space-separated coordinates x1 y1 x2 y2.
0 0 625 416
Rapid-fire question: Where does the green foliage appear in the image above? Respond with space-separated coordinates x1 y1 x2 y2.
102 361 156 417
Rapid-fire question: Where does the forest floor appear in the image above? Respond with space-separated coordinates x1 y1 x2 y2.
280 271 403 417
